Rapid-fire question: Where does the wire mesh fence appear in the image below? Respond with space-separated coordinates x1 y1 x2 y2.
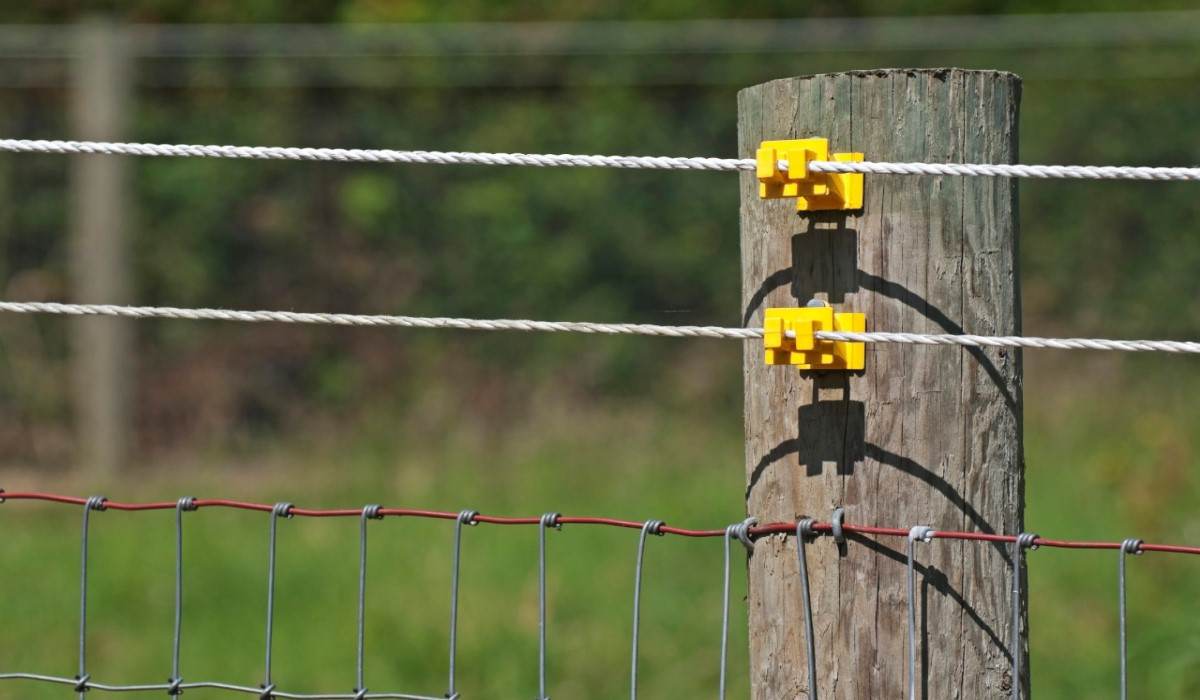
1 491 1195 699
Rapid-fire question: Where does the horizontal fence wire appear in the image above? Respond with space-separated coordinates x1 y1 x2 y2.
2 490 1198 700
1 301 1199 354
4 138 1200 181
4 491 1200 553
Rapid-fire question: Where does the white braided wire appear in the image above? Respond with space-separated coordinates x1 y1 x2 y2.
807 159 1200 181
2 301 1199 354
5 138 1200 181
818 331 1200 354
0 139 752 172
0 301 762 339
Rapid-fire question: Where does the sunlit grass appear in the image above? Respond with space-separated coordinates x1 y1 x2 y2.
2 356 1199 698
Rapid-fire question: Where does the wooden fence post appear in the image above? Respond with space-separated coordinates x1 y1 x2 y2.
70 17 133 475
737 69 1024 698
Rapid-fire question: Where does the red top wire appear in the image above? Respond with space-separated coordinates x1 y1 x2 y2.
3 490 1199 556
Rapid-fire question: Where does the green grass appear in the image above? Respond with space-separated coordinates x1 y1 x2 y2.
2 355 1199 698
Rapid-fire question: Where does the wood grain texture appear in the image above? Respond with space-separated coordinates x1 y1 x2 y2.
738 69 1024 699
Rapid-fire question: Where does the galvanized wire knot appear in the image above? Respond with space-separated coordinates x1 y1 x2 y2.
85 495 107 511
729 517 758 551
176 496 197 512
1121 538 1143 555
540 512 561 529
352 687 368 700
272 502 293 518
362 504 383 520
1016 532 1039 550
794 518 820 700
643 519 666 536
830 507 846 546
166 676 184 695
258 683 276 699
457 509 479 526
74 674 91 692
908 525 936 543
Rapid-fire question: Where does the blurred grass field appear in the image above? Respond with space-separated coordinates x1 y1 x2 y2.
2 351 1199 698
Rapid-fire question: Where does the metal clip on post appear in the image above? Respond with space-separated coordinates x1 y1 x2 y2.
1118 538 1143 700
1010 533 1038 700
445 509 478 700
905 526 935 700
830 507 847 556
629 519 664 700
537 513 560 700
795 519 820 700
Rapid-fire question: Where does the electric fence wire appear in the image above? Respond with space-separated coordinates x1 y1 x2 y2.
5 138 1200 182
1 301 1198 355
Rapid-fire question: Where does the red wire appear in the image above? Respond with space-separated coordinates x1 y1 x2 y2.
3 491 1200 556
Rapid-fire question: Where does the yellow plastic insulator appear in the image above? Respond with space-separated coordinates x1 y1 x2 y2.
763 302 866 371
756 138 864 212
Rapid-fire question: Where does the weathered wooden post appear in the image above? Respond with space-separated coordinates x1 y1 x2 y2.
738 69 1024 698
70 17 133 475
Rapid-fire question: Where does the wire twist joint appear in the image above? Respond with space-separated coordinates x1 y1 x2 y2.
908 525 936 543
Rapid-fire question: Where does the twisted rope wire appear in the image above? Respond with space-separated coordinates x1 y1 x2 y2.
817 330 1200 354
2 301 1199 354
0 301 762 339
5 138 1200 181
808 159 1200 181
0 139 750 171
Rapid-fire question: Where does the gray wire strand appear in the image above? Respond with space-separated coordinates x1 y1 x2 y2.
808 158 1200 182
906 526 935 700
795 519 819 700
446 509 477 700
717 521 753 700
0 673 448 699
0 139 752 171
537 513 560 700
2 301 1199 354
78 496 107 697
356 506 384 696
263 502 293 697
1118 538 1143 700
8 138 1200 182
1010 533 1038 700
629 519 664 700
0 301 761 340
170 497 197 694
